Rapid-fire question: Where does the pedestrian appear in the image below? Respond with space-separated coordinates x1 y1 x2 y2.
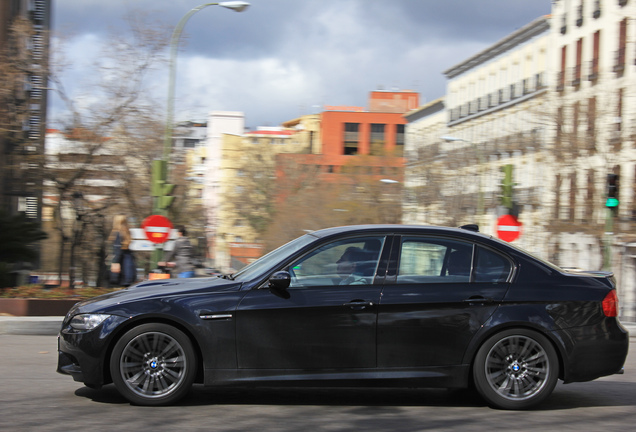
108 215 137 287
159 225 195 278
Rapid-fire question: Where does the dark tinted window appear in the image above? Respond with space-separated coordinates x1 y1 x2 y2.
474 246 512 283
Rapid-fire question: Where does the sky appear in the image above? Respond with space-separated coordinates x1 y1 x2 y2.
50 0 552 130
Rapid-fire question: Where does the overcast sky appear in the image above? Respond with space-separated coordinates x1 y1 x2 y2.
51 0 551 130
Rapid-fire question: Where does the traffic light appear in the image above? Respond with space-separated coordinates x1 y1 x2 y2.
606 173 619 209
151 160 176 212
501 164 514 210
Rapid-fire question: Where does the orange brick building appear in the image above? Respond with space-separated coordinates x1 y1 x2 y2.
280 89 419 180
317 90 419 157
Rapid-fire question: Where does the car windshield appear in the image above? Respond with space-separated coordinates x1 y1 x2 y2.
232 233 318 282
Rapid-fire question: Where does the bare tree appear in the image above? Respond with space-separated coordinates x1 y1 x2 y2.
42 12 171 285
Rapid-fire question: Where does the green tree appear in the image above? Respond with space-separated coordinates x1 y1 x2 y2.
0 211 47 287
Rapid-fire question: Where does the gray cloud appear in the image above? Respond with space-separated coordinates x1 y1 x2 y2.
51 0 551 129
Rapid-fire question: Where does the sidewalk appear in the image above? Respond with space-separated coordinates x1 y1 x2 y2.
1 315 635 336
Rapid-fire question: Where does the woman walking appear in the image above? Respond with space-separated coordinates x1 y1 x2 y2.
108 215 137 287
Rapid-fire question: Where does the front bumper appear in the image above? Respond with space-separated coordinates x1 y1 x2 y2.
56 315 130 387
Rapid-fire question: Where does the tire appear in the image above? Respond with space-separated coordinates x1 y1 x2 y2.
110 323 197 406
473 328 559 410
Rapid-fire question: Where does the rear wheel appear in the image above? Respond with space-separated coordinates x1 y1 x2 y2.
110 323 197 406
473 328 558 410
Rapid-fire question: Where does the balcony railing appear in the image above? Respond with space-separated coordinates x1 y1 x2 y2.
587 59 599 81
571 64 582 86
556 71 565 91
614 47 626 73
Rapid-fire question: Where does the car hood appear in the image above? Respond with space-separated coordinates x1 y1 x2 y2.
70 277 242 315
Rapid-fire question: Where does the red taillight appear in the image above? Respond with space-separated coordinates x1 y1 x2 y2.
602 290 619 317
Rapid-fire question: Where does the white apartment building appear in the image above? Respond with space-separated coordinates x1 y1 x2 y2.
203 111 245 268
405 16 551 255
550 0 636 319
405 2 636 320
403 98 446 225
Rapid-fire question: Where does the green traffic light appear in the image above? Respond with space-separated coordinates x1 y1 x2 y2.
606 197 619 208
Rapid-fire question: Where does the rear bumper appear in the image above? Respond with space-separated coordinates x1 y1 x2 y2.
556 318 629 383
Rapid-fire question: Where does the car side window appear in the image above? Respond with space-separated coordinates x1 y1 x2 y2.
397 238 474 284
474 246 512 283
287 236 385 288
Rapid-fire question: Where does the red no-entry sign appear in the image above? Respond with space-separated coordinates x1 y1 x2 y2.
496 214 522 242
141 215 173 244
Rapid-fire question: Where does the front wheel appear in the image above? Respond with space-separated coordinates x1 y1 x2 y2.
110 323 197 406
473 328 559 410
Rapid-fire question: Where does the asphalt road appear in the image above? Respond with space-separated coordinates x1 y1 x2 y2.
0 334 634 432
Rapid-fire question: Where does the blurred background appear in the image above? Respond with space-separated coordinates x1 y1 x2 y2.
1 0 635 320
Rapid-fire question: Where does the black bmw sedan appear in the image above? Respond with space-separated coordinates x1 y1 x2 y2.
57 224 629 409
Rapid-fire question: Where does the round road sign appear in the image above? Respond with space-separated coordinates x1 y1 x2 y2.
141 215 173 244
496 214 522 242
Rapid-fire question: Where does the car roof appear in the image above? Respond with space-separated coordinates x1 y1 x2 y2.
308 224 495 242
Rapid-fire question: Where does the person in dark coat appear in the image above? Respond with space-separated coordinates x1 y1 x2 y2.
108 215 137 287
159 225 195 278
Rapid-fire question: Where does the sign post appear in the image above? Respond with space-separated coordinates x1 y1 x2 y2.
142 215 173 272
496 214 522 242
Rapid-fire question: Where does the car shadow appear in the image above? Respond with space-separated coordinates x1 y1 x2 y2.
74 380 636 410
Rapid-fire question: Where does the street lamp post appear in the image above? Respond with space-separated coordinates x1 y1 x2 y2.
162 1 250 164
151 1 249 267
441 135 485 219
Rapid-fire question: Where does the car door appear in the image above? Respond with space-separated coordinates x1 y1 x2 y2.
235 235 388 370
377 235 513 368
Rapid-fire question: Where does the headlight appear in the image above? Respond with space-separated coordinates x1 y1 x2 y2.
69 314 111 331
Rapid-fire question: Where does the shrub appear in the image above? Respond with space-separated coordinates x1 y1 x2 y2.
0 284 121 300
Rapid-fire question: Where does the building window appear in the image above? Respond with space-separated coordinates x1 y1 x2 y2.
593 0 601 19
561 13 567 34
585 169 594 222
589 30 600 81
587 97 596 148
558 46 566 91
395 124 405 140
556 106 564 143
370 123 385 155
344 123 359 155
614 19 627 74
617 88 623 132
569 173 576 222
555 174 562 220
18 196 38 219
573 38 583 86
572 102 579 143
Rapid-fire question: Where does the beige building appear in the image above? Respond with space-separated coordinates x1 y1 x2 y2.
212 124 314 271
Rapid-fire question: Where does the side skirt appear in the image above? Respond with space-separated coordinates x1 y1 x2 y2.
203 365 470 389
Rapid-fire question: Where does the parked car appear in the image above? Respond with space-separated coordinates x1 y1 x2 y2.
57 224 629 409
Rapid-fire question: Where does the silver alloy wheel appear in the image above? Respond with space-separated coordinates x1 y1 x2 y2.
119 331 188 399
484 335 550 401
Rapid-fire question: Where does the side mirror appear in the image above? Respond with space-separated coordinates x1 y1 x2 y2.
268 271 291 299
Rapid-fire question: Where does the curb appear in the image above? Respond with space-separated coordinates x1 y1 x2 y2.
1 316 635 337
0 316 63 335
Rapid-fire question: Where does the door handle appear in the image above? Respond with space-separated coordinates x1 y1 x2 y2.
462 296 493 304
343 300 374 310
